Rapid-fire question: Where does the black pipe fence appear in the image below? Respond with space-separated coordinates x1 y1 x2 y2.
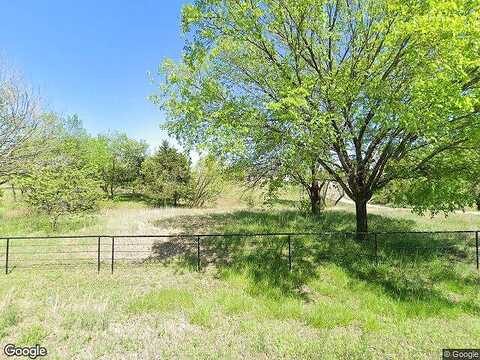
1 230 479 274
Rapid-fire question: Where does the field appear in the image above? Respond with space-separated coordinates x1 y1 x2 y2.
0 189 479 359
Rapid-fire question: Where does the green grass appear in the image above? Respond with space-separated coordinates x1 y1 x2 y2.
128 288 194 313
17 325 47 346
188 301 215 328
153 204 478 234
0 261 478 359
0 191 98 236
0 306 19 339
0 188 479 358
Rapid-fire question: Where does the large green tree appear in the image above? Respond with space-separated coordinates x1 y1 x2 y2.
18 163 100 229
241 144 335 214
16 115 101 229
154 0 480 234
187 155 225 207
87 133 148 199
141 141 191 206
0 63 51 181
394 148 480 214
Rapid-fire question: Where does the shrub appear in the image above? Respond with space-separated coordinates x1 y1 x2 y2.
141 141 191 206
186 156 224 207
18 164 100 229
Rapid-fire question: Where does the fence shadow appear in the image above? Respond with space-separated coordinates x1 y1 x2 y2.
153 209 415 234
151 209 480 315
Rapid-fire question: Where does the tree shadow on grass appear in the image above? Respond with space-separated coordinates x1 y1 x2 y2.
149 209 480 316
114 192 189 208
266 198 301 208
113 193 158 206
152 208 415 234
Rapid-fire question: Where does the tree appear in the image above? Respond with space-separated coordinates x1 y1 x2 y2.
13 115 101 229
389 148 480 214
242 144 336 214
464 149 480 211
111 133 149 193
18 162 100 229
187 155 224 207
141 141 191 206
154 0 480 234
87 133 148 199
0 62 49 180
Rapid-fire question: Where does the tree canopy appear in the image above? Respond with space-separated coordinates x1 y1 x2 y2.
155 0 480 233
16 116 101 229
94 133 149 199
0 63 50 180
141 141 191 206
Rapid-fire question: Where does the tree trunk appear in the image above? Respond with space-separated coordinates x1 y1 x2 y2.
309 182 321 215
355 199 368 239
52 215 59 231
110 157 115 199
476 196 480 211
11 183 16 202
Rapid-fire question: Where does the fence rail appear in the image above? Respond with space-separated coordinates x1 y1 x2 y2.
2 230 480 274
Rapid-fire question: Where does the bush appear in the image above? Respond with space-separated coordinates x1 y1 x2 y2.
141 141 190 206
18 164 100 229
186 156 224 207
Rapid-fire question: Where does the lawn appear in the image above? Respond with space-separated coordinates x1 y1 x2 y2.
0 191 479 359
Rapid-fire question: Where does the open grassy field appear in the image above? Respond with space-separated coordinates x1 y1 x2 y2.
0 189 479 359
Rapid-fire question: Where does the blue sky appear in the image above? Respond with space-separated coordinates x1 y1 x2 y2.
0 0 188 150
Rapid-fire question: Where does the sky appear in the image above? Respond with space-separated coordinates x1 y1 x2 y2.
0 0 188 150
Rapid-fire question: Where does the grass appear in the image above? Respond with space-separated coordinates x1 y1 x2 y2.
0 306 18 338
0 187 479 358
0 262 478 359
0 191 98 236
127 289 194 313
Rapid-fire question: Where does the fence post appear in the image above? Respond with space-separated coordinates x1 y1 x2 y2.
476 231 479 271
197 236 201 272
97 236 101 274
111 236 115 274
288 235 292 271
5 238 9 275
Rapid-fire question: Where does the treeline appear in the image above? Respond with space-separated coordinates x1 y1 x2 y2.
158 0 480 234
0 61 228 229
6 112 223 228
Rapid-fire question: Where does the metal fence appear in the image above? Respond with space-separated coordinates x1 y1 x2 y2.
1 230 479 274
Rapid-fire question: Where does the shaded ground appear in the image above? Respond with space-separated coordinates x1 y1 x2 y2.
148 209 479 319
152 208 416 234
1 200 479 359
